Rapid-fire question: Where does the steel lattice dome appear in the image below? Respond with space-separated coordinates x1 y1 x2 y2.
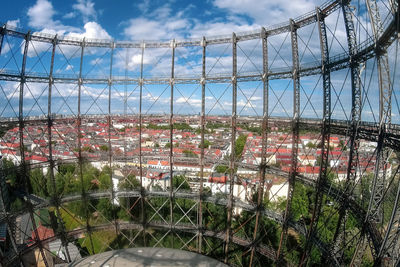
0 0 399 266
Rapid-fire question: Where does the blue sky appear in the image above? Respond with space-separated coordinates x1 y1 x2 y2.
0 0 397 123
3 0 323 41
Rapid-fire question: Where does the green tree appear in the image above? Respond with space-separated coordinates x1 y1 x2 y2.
234 134 248 158
98 166 112 189
118 174 141 221
173 175 191 191
99 145 109 151
306 142 317 149
215 165 229 173
198 139 211 149
96 198 115 221
2 158 18 187
30 168 49 198
183 149 197 158
119 174 140 190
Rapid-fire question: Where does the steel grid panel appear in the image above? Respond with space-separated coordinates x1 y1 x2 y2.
0 0 399 266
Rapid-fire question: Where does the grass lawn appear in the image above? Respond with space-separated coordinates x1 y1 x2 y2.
59 208 117 254
79 230 117 254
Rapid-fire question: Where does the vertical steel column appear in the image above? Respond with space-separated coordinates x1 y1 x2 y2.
123 49 128 164
371 1 400 265
139 42 146 246
0 25 4 55
351 1 394 265
224 32 237 264
47 35 72 262
169 39 176 245
0 28 22 260
365 0 392 225
332 0 362 262
379 177 400 265
277 19 300 262
300 8 331 266
19 33 30 198
0 25 19 264
249 27 268 267
108 42 118 235
77 38 95 253
19 32 49 267
198 36 206 253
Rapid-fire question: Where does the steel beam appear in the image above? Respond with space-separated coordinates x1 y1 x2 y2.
350 1 394 265
0 1 342 48
332 1 362 263
249 27 268 267
224 32 237 264
139 42 146 246
365 0 392 226
198 36 206 254
107 42 119 236
0 25 5 55
46 35 72 263
169 39 176 247
379 178 400 266
76 38 95 253
18 32 49 267
277 18 300 263
300 7 331 266
375 4 400 264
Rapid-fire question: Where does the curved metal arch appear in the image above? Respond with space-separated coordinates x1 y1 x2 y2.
0 19 397 86
1 221 278 266
0 161 386 266
0 0 341 47
2 189 343 266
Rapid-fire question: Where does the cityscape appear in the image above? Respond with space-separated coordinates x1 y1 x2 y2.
0 114 394 265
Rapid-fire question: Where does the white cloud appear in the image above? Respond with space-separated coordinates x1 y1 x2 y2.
213 0 318 26
175 97 201 107
63 12 76 19
237 99 256 107
27 0 58 29
123 3 195 41
72 0 97 23
150 5 172 20
249 96 262 101
6 19 20 28
26 0 109 41
23 22 112 58
138 0 151 13
124 17 189 41
73 21 111 40
2 81 49 100
1 41 13 55
27 0 81 33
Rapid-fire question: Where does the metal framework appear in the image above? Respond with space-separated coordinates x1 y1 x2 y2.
0 0 399 266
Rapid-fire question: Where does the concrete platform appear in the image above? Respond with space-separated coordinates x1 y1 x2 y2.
68 247 228 267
